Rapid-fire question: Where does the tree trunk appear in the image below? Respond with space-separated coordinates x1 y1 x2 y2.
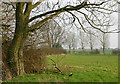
90 45 93 52
103 47 105 54
17 35 27 75
81 43 85 52
7 31 25 76
7 3 26 76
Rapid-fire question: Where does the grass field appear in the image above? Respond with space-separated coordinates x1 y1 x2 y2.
5 54 118 82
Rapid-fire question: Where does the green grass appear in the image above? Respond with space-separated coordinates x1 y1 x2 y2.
5 54 118 82
51 54 118 66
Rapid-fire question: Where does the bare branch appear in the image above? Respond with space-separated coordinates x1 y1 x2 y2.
28 11 63 31
32 0 45 9
28 1 106 23
67 11 86 32
3 2 16 9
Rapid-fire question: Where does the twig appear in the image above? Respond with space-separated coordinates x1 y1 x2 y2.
47 57 65 75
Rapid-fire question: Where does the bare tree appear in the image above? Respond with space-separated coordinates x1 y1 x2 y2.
78 30 88 52
63 29 78 51
99 32 109 54
37 19 66 48
86 28 98 52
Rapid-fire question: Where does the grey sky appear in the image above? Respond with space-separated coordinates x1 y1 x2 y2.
109 9 118 48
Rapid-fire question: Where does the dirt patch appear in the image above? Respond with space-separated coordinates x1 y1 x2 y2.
69 66 84 69
46 54 67 57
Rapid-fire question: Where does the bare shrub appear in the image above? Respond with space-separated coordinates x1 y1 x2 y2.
23 47 67 74
112 50 120 55
90 49 100 54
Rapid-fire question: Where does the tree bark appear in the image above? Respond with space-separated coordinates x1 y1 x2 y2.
103 46 105 54
7 3 26 76
17 33 27 75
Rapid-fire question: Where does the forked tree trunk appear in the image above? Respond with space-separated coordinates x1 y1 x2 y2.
7 3 26 76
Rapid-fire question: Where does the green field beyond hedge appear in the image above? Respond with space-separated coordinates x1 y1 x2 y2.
5 54 118 82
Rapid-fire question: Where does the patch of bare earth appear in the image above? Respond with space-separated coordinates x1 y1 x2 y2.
68 66 84 69
46 54 67 57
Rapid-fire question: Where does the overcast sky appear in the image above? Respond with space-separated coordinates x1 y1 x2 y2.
109 12 118 48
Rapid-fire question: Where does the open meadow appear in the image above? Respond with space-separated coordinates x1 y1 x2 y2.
5 54 118 82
